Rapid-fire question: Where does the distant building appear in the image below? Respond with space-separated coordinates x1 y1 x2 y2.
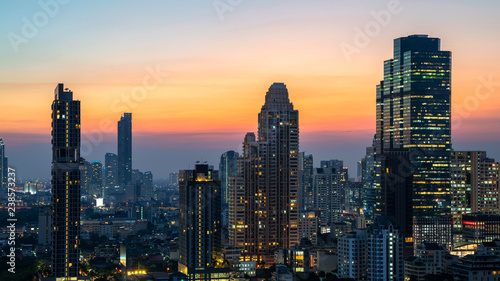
38 206 51 245
299 212 318 246
219 150 239 206
299 153 314 211
361 135 380 224
0 138 8 192
105 153 118 187
313 167 341 227
118 113 132 186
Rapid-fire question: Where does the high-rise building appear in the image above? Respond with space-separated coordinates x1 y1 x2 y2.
376 35 453 250
232 83 299 266
0 138 8 192
219 150 239 206
118 113 132 186
179 164 228 281
51 83 81 279
89 161 103 197
105 153 118 188
312 167 341 227
299 153 314 211
320 160 348 182
38 206 52 245
169 172 179 187
451 151 500 243
367 216 404 281
361 136 381 223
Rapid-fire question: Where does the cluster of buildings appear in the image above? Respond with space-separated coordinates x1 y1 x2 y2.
0 34 498 281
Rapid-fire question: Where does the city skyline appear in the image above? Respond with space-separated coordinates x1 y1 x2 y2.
1 0 500 179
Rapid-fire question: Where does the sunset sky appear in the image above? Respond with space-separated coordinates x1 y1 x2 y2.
1 0 499 179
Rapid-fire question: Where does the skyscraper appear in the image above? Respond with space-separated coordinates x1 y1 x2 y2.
361 135 381 223
179 164 228 281
0 138 8 192
312 167 341 227
451 151 500 243
89 161 103 197
376 35 452 250
51 83 81 279
105 152 118 188
299 153 314 211
219 150 239 206
118 113 132 186
231 83 299 266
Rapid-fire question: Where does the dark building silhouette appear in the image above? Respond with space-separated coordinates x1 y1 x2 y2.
51 83 81 278
118 113 132 186
376 35 452 251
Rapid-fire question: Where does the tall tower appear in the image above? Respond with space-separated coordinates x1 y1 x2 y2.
104 153 118 188
118 113 132 186
51 83 81 279
0 138 8 192
178 164 227 281
312 167 342 227
219 150 239 206
376 35 452 251
234 83 299 266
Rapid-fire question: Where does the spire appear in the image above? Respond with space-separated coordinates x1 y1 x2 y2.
262 83 294 111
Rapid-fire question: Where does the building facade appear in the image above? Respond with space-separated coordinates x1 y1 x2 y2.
367 216 404 281
313 167 341 227
51 83 81 279
179 164 228 281
232 83 299 266
376 35 453 250
118 113 132 186
105 152 118 188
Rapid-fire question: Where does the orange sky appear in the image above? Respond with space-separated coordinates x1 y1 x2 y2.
1 0 499 178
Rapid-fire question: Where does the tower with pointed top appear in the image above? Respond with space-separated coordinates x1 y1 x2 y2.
230 83 299 266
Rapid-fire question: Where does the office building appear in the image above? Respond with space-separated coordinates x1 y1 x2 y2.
118 113 132 186
451 151 500 242
179 164 228 281
462 213 500 245
51 83 81 279
219 150 239 206
232 83 299 266
298 211 318 246
105 153 118 187
313 167 341 227
376 35 453 250
299 153 314 211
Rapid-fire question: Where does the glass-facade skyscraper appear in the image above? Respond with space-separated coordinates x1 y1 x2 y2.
376 35 452 251
118 113 132 186
51 83 81 279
